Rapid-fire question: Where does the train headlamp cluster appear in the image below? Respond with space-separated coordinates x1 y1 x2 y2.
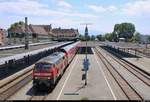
34 77 51 80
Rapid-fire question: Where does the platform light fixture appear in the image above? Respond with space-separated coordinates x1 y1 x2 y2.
25 17 29 50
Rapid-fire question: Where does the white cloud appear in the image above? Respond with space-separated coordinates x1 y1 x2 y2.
0 0 51 15
88 5 117 13
107 6 117 12
122 0 150 16
0 0 98 30
88 0 150 16
0 0 96 18
49 18 80 28
88 5 106 12
58 0 72 8
70 12 97 18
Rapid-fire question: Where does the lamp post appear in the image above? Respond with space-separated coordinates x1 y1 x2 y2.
84 25 89 86
85 25 87 85
85 25 88 60
25 17 29 50
80 23 92 86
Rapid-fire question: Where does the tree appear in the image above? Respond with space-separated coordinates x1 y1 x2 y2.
86 35 90 41
112 32 118 42
79 34 85 41
8 21 25 30
148 35 150 43
18 21 24 25
104 33 113 41
132 32 141 43
79 34 98 41
96 34 106 41
90 35 95 41
129 32 140 43
113 22 136 42
97 34 102 41
79 34 90 41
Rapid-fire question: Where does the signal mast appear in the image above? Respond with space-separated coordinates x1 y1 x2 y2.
80 23 92 86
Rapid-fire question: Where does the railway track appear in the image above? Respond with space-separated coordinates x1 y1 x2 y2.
99 46 150 86
0 65 33 100
102 46 150 76
0 42 57 58
27 90 48 100
0 42 78 100
0 42 56 51
94 47 143 100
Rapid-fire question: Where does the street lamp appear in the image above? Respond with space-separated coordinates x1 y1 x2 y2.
84 24 90 86
80 23 92 86
25 17 29 50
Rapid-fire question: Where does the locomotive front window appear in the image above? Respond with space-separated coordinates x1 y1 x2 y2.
35 63 52 71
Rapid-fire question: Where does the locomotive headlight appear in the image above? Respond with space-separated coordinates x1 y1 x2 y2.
48 77 51 79
34 77 38 79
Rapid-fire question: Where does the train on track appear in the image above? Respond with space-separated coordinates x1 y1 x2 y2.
0 42 73 79
32 41 80 88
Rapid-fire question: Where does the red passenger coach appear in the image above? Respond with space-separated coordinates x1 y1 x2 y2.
60 41 80 63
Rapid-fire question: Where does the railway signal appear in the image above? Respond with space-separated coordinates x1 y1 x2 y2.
83 58 89 71
80 23 93 58
80 23 92 86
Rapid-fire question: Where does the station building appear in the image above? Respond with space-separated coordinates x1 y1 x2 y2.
50 27 79 41
8 24 79 44
8 24 52 44
0 28 8 45
29 24 52 43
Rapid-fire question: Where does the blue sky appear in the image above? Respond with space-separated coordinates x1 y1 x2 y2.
0 0 150 35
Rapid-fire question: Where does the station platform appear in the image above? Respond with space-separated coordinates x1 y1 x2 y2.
46 54 115 100
0 42 56 58
101 45 150 75
46 49 127 100
123 57 150 75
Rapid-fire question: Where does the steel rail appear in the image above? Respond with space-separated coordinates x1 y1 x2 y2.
94 47 143 100
98 46 150 87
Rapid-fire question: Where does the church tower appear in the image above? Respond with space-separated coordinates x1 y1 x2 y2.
85 25 88 37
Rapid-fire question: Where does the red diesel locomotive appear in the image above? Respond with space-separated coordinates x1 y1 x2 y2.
32 42 80 88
